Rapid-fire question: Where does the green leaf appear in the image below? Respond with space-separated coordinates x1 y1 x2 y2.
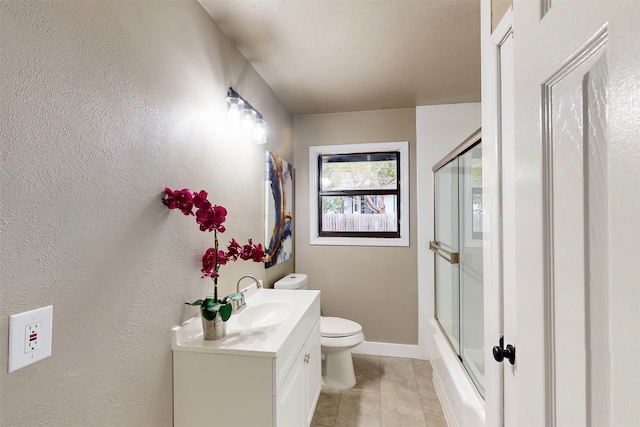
186 299 203 306
206 300 221 311
219 303 232 321
201 297 222 321
202 307 217 321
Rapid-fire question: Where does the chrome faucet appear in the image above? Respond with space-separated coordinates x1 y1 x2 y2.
229 275 261 314
237 275 261 293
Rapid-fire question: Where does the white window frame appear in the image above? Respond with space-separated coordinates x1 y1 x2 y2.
309 141 409 247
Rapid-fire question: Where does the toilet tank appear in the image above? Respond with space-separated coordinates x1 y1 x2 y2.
274 273 308 290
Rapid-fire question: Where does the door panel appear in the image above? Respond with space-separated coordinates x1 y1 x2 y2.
545 36 607 427
513 1 640 425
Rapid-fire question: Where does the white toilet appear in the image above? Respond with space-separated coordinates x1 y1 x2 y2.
274 273 365 390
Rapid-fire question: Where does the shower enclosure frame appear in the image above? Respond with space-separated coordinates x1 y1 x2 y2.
431 128 484 398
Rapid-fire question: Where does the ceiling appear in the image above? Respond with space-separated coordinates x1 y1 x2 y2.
199 0 481 116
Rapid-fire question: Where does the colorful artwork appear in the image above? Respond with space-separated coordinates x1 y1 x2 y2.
265 151 293 268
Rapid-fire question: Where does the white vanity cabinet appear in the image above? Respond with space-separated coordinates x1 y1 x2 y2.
172 289 321 427
276 320 321 427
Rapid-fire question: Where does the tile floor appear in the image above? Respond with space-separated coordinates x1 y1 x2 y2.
311 355 448 427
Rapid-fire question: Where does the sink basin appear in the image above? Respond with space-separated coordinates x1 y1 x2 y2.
172 288 320 355
236 301 294 328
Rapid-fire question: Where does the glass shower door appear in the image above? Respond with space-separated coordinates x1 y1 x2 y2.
459 143 484 396
434 158 460 352
433 138 484 398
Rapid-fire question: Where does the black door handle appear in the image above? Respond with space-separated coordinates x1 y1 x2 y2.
493 338 516 365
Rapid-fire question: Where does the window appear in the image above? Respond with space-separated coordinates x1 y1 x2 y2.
309 141 409 246
318 152 400 237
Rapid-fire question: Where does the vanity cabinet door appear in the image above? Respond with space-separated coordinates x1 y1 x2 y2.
276 319 321 427
304 320 322 426
275 349 306 427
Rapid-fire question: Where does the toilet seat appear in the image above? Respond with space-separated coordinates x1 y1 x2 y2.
321 331 365 349
321 316 362 338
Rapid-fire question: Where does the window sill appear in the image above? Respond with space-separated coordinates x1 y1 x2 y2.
310 235 409 247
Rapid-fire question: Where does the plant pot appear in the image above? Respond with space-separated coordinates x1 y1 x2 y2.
201 313 227 340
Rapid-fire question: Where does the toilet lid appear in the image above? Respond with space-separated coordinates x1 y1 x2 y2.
321 317 362 338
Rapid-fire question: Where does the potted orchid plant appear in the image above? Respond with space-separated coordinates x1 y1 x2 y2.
162 187 264 339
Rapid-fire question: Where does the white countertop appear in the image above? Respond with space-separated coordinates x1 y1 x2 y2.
171 288 320 358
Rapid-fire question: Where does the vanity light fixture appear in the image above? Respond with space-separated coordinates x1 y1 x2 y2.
225 87 267 144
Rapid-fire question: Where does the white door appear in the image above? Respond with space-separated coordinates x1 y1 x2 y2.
481 5 514 426
511 1 640 426
499 27 517 427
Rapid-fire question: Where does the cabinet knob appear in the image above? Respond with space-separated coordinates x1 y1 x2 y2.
304 353 310 364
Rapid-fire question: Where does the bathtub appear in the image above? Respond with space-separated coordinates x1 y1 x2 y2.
431 319 485 427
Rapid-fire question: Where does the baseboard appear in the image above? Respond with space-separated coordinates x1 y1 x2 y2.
351 340 422 359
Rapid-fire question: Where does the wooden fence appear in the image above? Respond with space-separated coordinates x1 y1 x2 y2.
322 213 397 232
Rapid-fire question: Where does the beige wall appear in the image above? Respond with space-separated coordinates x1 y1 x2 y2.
0 1 292 425
492 0 512 32
293 109 418 344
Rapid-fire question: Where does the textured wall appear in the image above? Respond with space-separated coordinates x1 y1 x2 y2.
293 109 418 344
0 1 292 425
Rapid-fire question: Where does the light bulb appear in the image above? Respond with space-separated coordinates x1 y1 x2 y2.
225 95 244 125
253 118 266 144
241 108 257 134
228 103 240 124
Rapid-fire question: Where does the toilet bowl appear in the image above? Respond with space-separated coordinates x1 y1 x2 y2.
274 274 365 390
320 316 365 390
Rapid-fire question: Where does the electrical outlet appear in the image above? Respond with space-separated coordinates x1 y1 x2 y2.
9 306 53 373
25 321 42 352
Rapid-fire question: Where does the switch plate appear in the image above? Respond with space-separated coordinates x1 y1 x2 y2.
9 306 53 373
